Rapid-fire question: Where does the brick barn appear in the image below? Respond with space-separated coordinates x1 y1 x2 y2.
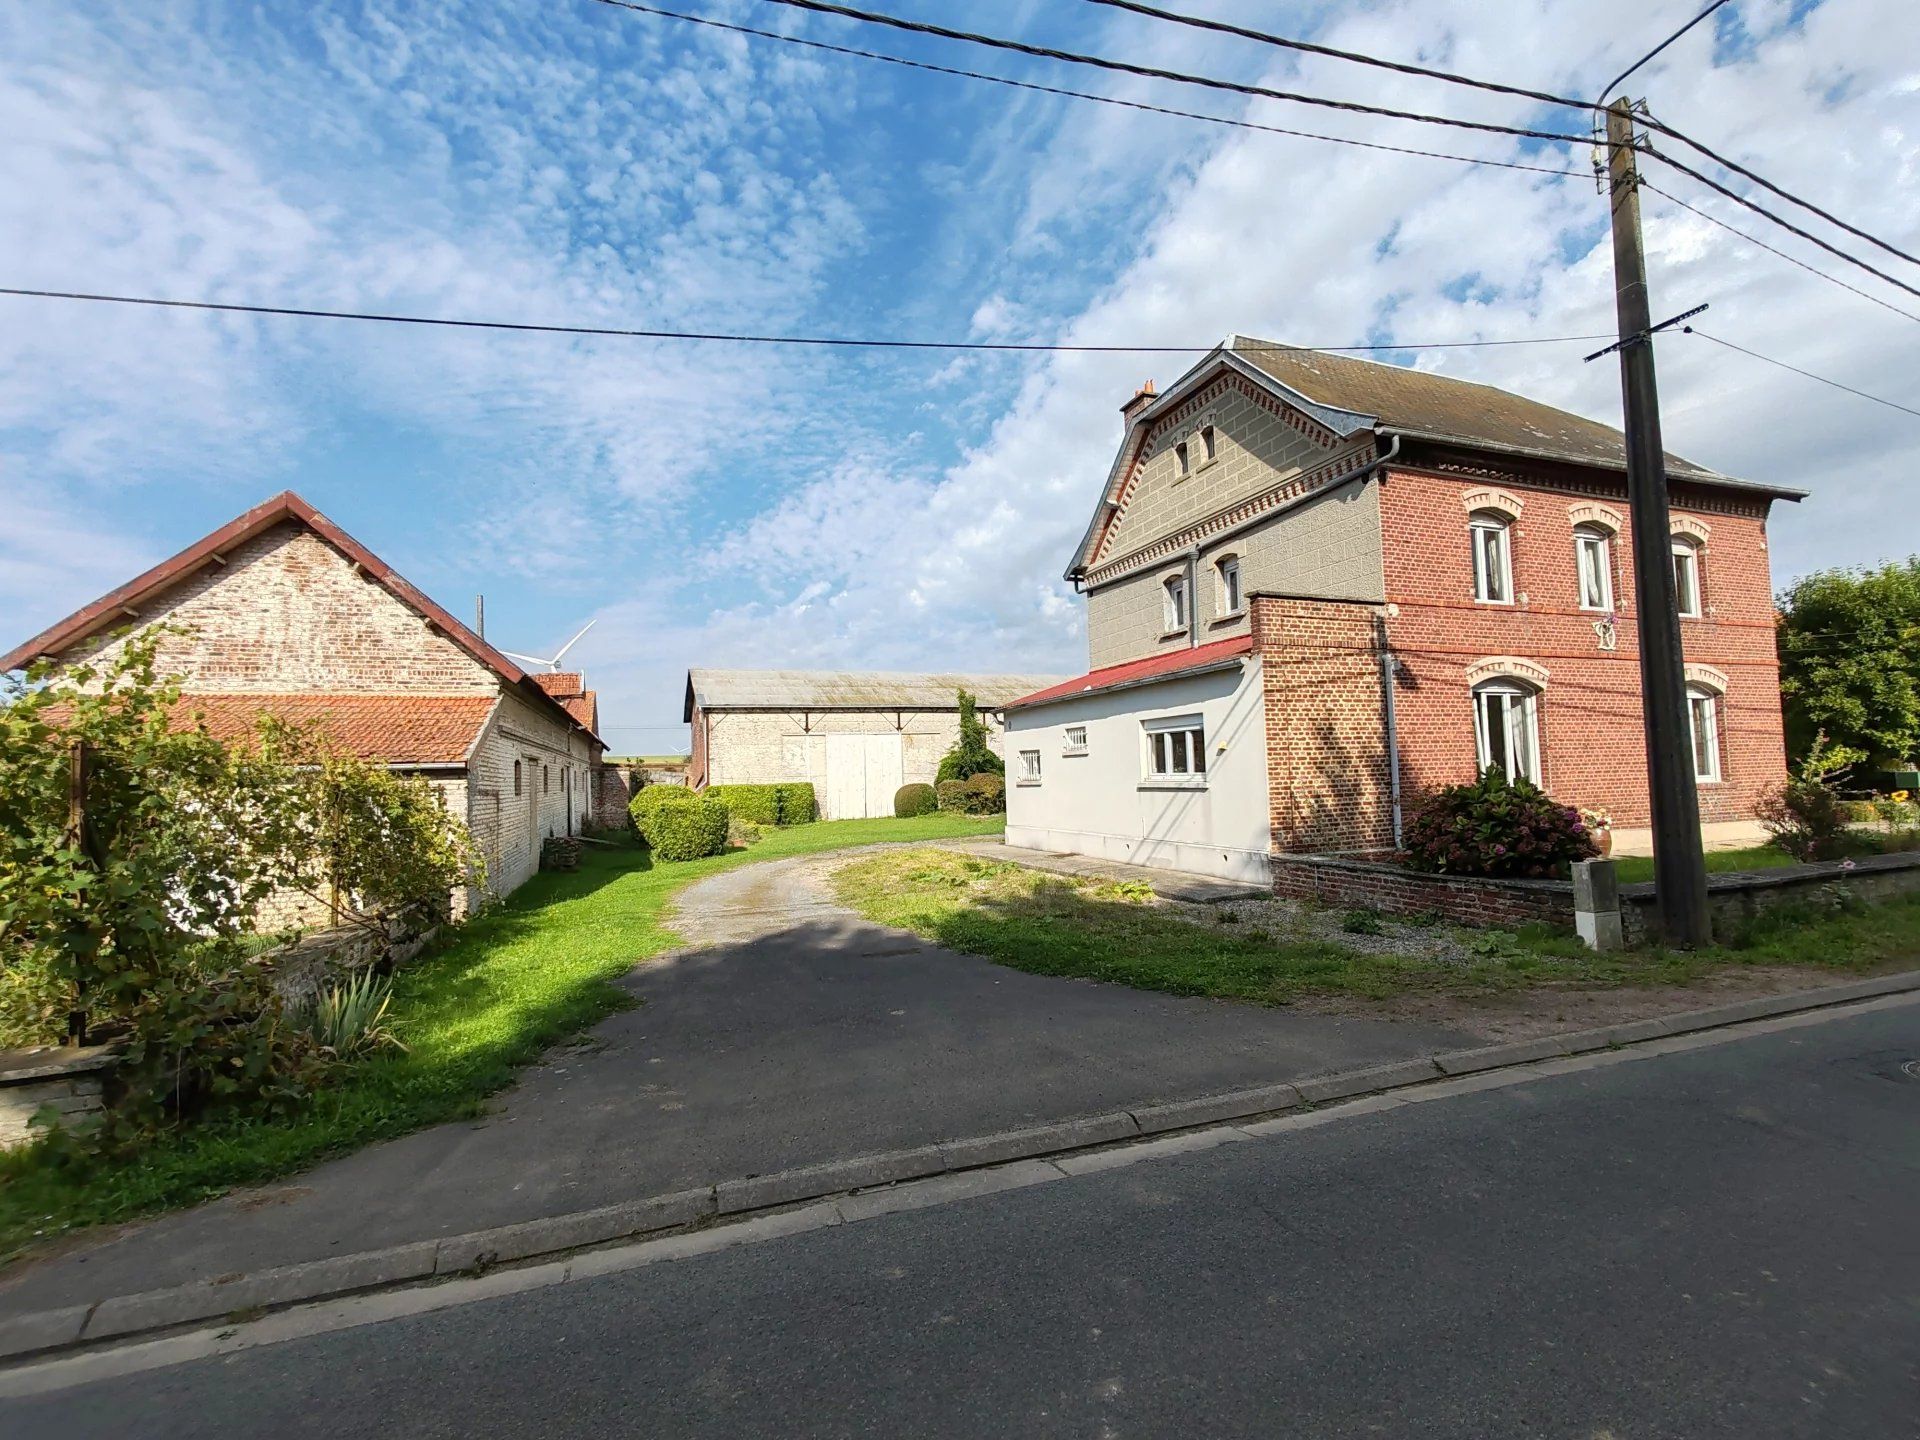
0 491 606 911
1003 337 1803 883
685 669 1066 820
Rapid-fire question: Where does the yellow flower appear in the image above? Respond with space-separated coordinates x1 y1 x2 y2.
1895 789 1912 803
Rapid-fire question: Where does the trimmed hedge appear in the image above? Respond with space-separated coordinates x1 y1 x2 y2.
935 779 968 813
703 783 817 826
894 782 937 818
628 784 697 845
649 797 731 861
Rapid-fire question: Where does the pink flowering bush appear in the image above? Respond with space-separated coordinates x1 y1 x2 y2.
1402 768 1599 879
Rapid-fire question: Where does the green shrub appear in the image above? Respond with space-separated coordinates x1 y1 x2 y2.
935 779 969 813
962 771 1006 815
296 972 404 1061
1342 908 1385 935
894 782 937 818
627 784 696 844
1756 734 1857 862
649 797 730 861
702 783 817 826
935 690 1006 784
1402 768 1598 878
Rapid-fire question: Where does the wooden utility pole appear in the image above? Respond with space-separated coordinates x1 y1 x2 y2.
1604 98 1711 946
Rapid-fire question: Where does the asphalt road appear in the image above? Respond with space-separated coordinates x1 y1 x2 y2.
15 1002 1918 1439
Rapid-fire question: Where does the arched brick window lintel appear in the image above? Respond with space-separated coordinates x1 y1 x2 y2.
1567 501 1624 534
1464 656 1550 690
1460 487 1524 519
1683 664 1728 694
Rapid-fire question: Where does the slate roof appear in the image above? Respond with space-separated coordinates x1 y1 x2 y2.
685 668 1071 719
1230 336 1740 485
1005 634 1254 711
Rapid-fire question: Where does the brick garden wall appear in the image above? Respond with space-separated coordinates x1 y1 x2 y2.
1270 852 1576 929
1376 461 1789 830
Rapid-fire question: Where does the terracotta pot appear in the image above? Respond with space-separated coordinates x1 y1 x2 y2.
1596 827 1613 857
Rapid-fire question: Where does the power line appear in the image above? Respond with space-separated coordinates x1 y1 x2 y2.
1078 0 1592 114
1641 181 1920 325
1685 327 1920 420
1644 109 1920 272
1644 147 1920 303
590 0 1583 178
0 286 1615 353
748 0 1600 149
1080 0 1915 272
1596 0 1734 104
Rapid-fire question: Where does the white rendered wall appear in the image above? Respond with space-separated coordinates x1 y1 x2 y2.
1003 661 1271 883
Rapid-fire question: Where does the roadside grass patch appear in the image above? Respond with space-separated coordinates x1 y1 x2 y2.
831 849 1920 1006
0 814 1003 1261
1610 845 1800 884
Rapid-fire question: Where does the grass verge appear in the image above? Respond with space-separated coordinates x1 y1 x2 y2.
832 848 1920 1005
0 814 1003 1261
1609 845 1799 884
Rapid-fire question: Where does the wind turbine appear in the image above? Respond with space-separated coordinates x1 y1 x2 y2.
501 619 596 673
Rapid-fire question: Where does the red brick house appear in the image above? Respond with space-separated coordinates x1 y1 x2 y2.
0 491 606 909
1003 337 1802 882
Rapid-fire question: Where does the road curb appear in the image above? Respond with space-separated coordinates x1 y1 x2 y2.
6 968 1916 1364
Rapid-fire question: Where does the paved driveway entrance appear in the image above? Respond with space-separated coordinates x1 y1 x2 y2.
2 848 1469 1314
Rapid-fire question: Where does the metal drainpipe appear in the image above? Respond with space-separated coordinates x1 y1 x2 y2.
1185 546 1201 648
1377 612 1403 848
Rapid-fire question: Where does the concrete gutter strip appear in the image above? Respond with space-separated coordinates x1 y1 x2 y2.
5 968 1916 1365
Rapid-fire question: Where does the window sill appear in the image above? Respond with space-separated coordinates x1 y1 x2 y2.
1209 611 1246 626
1016 779 1042 787
1139 778 1208 792
1472 597 1516 607
1062 748 1088 758
1159 627 1191 640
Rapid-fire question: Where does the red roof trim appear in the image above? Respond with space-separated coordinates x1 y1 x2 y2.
0 491 602 749
1006 634 1254 710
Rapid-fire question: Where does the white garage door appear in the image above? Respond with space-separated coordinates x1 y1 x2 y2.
822 734 904 820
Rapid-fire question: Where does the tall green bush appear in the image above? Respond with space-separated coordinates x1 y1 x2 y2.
936 690 1005 784
894 782 937 817
649 797 730 861
1778 557 1920 768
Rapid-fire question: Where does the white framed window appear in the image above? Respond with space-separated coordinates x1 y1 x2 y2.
1574 525 1613 611
1063 725 1088 756
1017 749 1042 785
1143 714 1207 782
1470 513 1513 604
1163 574 1189 632
1687 687 1722 782
1472 682 1541 784
1672 538 1703 618
1174 440 1191 477
1216 554 1242 617
1200 424 1217 463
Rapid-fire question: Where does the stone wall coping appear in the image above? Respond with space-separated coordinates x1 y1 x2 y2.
0 1043 123 1084
1619 848 1920 900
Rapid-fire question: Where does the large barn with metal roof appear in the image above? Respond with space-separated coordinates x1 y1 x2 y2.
683 668 1066 819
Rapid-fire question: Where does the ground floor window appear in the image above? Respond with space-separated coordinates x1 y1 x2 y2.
1144 715 1206 780
1017 749 1042 784
1688 687 1722 781
1473 682 1541 784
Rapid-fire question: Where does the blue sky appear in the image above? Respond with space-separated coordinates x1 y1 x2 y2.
2 0 1915 752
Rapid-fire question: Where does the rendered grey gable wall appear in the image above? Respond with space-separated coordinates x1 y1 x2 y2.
1093 385 1338 567
1086 479 1385 670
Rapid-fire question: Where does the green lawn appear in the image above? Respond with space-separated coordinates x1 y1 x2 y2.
0 813 1002 1261
1610 845 1799 885
832 848 1920 1007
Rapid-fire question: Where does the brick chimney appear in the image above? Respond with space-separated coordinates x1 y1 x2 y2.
1120 380 1158 424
